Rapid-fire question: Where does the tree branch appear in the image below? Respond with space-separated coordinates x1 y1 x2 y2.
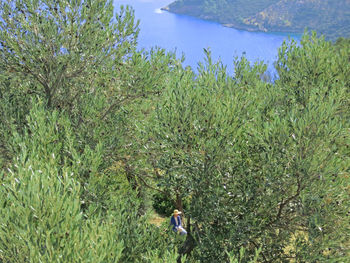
274 177 302 224
136 172 169 196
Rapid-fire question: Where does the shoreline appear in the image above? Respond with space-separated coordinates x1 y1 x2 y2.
161 6 302 36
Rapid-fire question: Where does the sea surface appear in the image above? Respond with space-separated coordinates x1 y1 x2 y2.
114 0 300 75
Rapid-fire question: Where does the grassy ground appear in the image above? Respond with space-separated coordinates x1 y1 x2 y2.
149 211 167 227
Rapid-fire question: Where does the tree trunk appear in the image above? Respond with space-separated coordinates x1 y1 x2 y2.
175 192 184 214
177 216 196 263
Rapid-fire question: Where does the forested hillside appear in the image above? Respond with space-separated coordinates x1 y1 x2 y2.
164 0 350 40
1 0 350 262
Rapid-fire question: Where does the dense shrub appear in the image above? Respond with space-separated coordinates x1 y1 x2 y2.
0 103 124 262
149 36 350 261
152 192 175 216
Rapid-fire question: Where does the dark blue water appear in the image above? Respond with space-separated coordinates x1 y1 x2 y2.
114 0 300 74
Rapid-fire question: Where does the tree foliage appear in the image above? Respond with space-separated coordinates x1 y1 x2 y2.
0 0 138 107
0 0 349 262
149 35 350 261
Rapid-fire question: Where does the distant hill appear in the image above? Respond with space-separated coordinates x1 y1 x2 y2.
163 0 350 40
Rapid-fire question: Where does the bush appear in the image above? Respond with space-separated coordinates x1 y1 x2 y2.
0 103 124 262
149 37 350 261
152 192 175 216
0 102 180 262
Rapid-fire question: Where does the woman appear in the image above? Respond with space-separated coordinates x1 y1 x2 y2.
170 209 187 235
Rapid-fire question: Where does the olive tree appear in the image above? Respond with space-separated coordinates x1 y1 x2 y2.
149 52 270 261
0 0 138 108
0 0 140 170
274 32 350 261
0 100 181 262
149 39 350 262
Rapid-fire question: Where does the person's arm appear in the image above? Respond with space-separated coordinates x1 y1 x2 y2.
178 216 182 227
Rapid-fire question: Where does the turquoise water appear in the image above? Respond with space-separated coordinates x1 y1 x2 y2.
114 0 300 75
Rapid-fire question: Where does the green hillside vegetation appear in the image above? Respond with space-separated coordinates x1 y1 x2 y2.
163 0 279 25
1 0 350 262
164 0 350 41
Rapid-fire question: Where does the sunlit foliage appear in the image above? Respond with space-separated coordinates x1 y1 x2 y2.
0 0 349 262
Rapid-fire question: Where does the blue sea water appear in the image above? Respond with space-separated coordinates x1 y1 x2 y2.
114 0 300 75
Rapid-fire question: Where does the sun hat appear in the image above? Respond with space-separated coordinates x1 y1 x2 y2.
173 209 181 215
